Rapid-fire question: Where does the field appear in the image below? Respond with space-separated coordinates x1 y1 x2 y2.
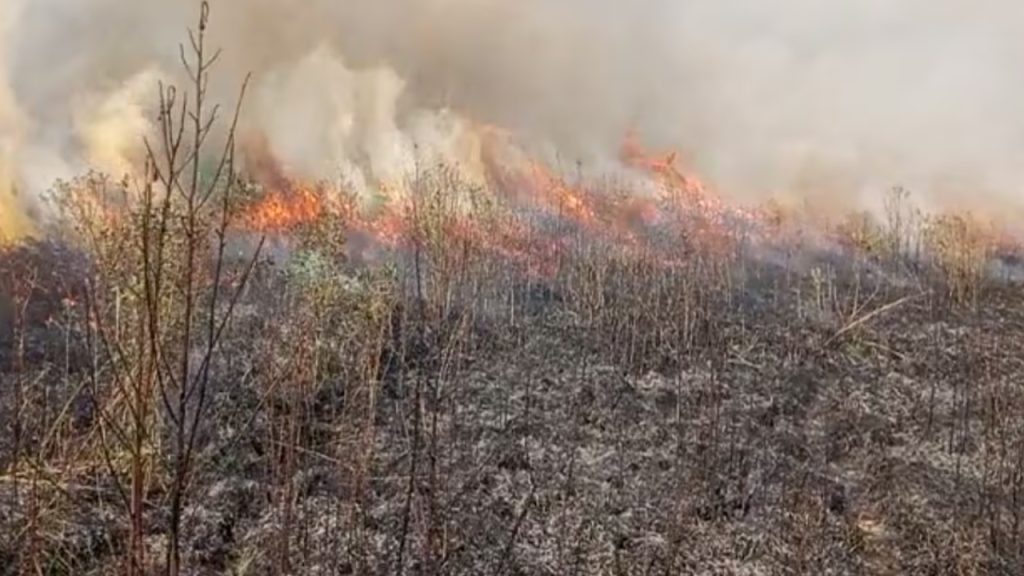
3 9 1024 576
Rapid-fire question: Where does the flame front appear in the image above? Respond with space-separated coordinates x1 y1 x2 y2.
233 128 1023 278
233 129 781 274
244 185 324 232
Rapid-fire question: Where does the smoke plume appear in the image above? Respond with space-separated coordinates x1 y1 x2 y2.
4 0 1024 236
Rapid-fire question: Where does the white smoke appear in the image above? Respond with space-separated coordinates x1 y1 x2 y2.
4 0 1024 229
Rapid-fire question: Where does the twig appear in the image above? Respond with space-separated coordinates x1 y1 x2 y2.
824 294 920 348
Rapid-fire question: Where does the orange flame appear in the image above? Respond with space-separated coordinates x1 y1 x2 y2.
232 128 788 275
244 185 323 232
525 162 596 224
238 134 327 233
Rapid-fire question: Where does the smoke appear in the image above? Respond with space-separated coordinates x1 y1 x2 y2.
4 0 1024 234
0 0 28 240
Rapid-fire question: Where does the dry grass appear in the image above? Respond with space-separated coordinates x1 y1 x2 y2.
924 212 995 307
4 169 1024 574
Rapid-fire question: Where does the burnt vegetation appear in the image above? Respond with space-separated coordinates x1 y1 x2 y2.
4 5 1024 576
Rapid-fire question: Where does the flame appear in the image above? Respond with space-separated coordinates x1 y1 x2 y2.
619 131 761 256
621 131 710 202
244 185 324 232
524 162 596 224
231 128 788 276
238 134 326 233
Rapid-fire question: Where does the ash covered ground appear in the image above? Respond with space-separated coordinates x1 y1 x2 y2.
3 232 1024 575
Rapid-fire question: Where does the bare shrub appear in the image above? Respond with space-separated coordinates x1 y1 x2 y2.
924 212 994 307
39 4 259 573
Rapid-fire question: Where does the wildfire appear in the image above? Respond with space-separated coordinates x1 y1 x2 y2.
621 131 711 203
524 162 596 224
232 129 785 274
619 131 773 256
238 134 327 233
244 184 323 232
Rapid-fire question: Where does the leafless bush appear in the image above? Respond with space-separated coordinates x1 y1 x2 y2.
22 3 261 573
924 212 994 307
